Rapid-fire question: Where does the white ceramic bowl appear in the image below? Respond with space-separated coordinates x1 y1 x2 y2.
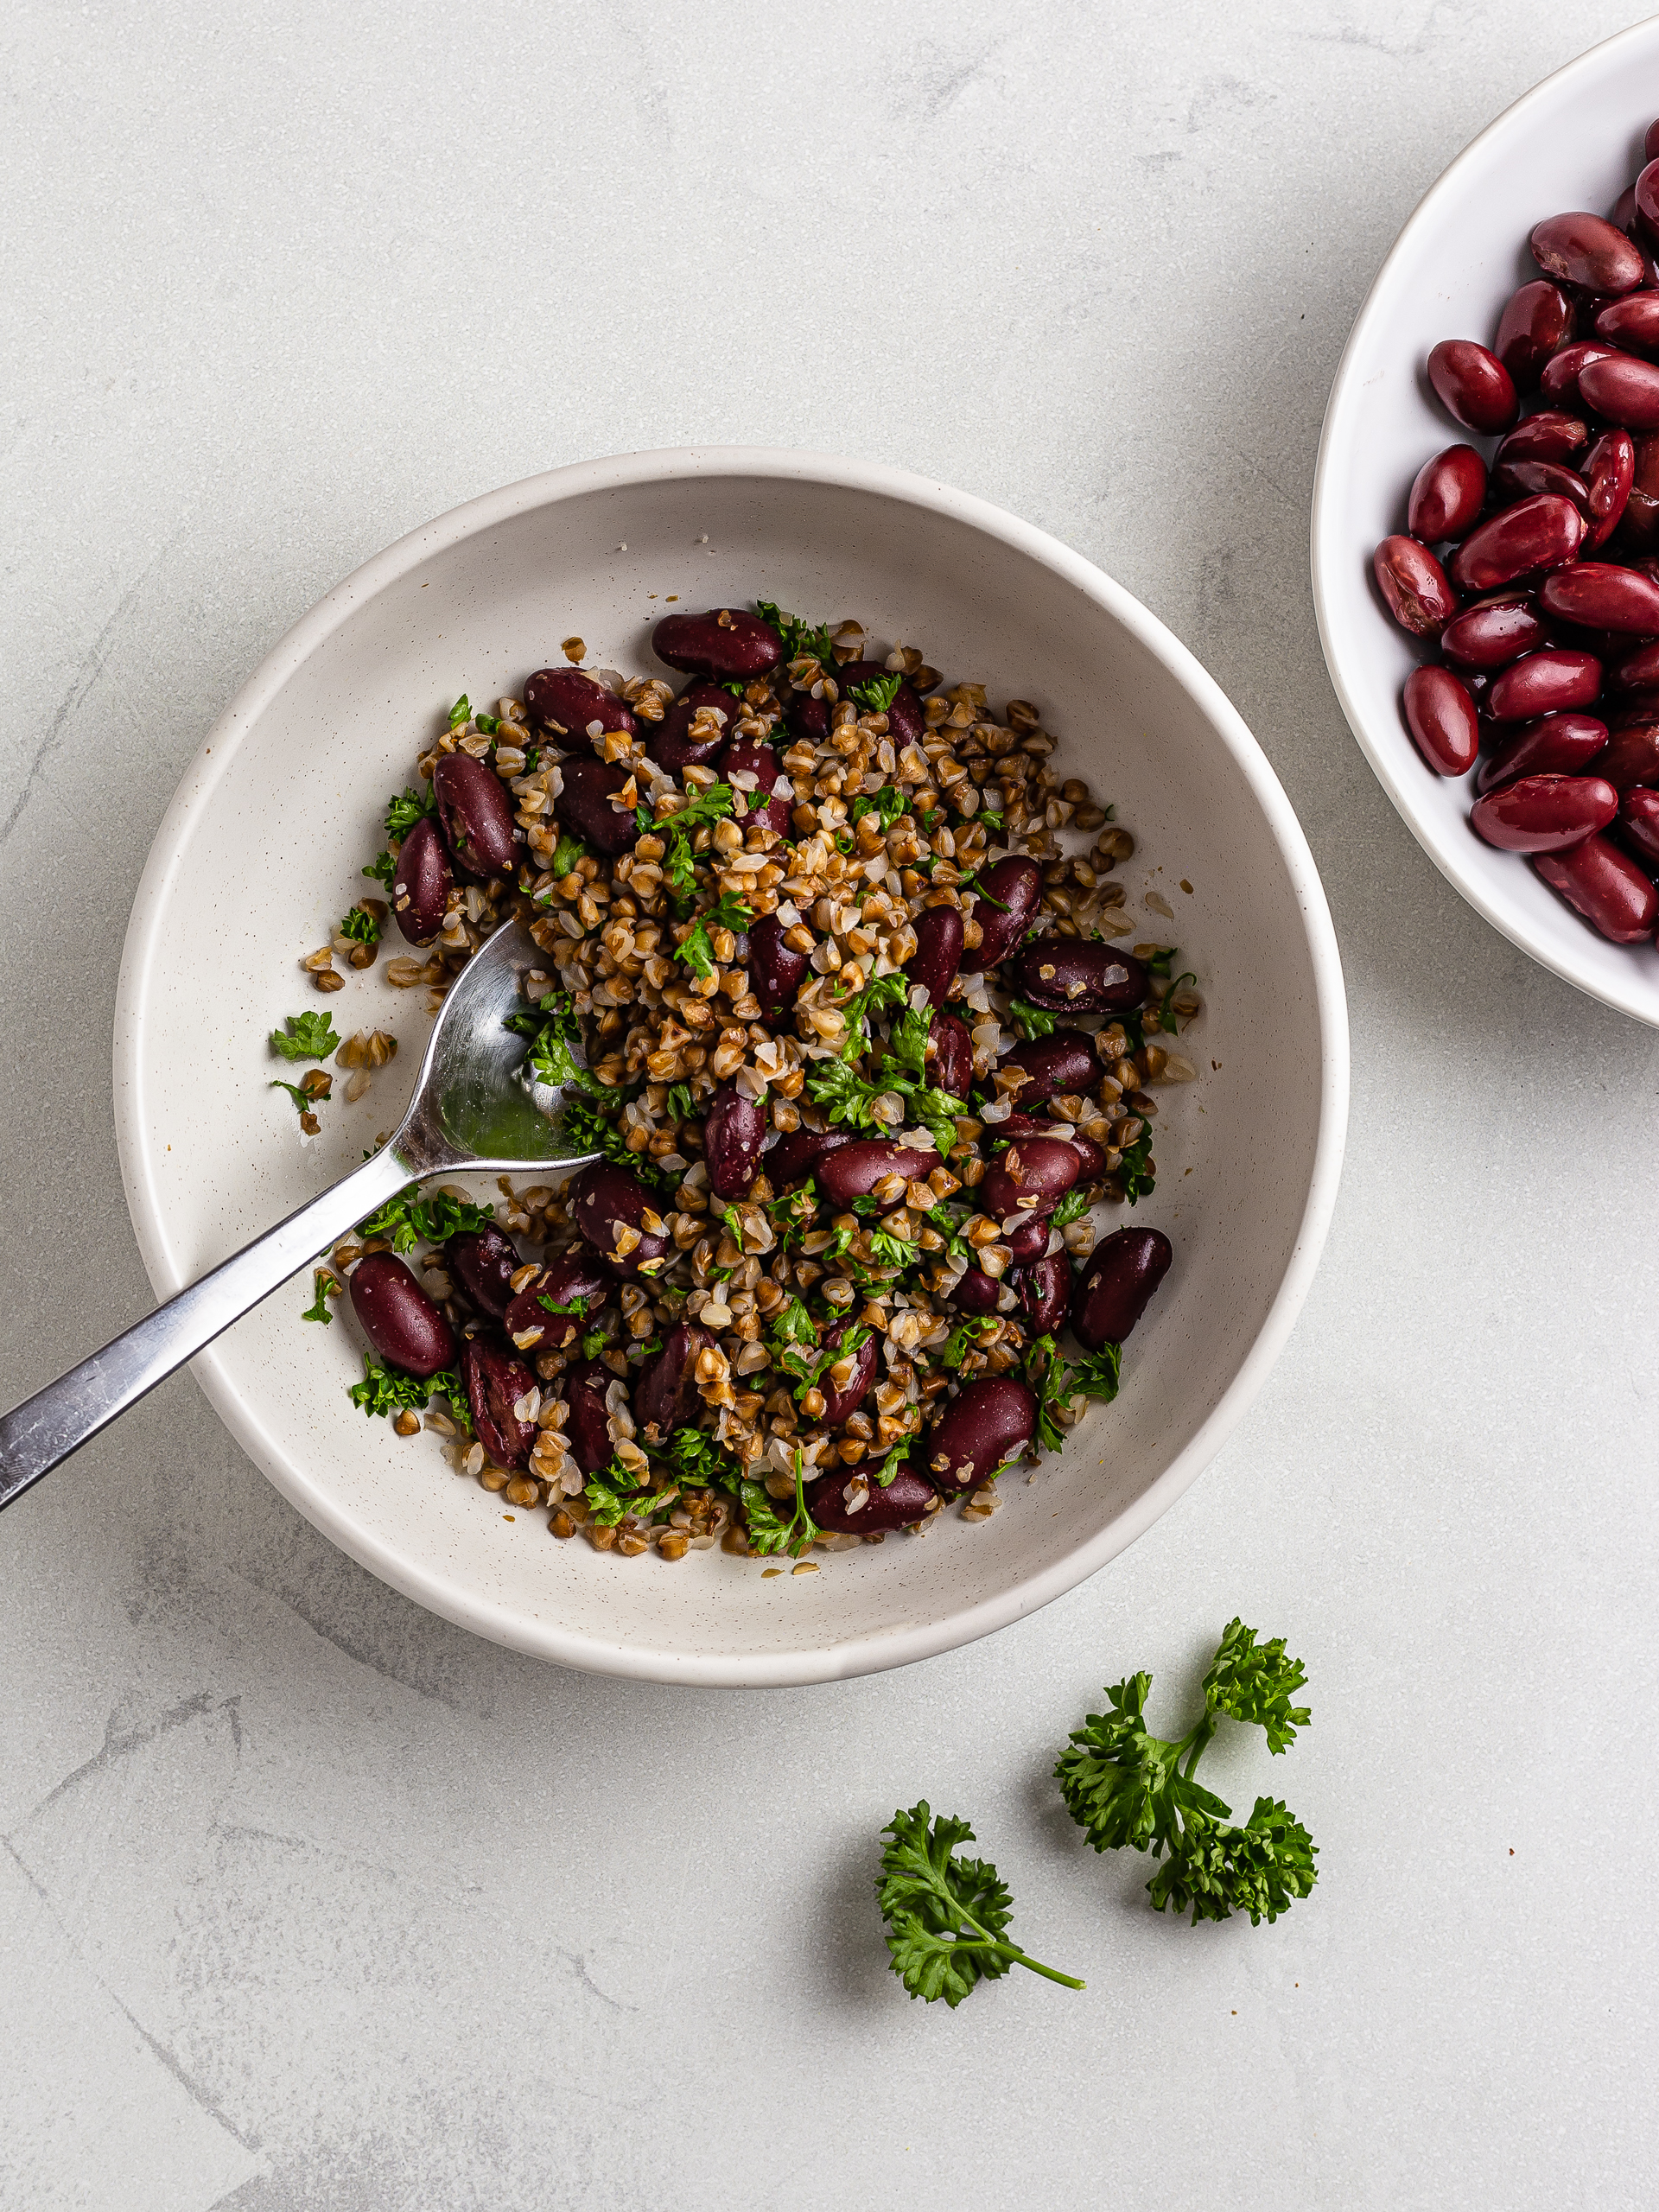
1313 18 1659 1027
114 448 1347 1686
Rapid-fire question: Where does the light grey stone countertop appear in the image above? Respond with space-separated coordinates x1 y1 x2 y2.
3 3 1655 2206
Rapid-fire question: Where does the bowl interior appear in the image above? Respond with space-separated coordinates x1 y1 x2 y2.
116 454 1343 1683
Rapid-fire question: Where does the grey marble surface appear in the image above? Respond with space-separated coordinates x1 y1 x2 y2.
3 3 1656 2206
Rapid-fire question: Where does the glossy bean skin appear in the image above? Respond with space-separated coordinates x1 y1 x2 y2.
446 1224 524 1320
1495 281 1574 389
817 1140 941 1203
1403 664 1480 774
1497 412 1589 465
1491 458 1592 518
434 753 518 879
349 1253 456 1378
1007 1215 1055 1263
502 1252 612 1351
1608 690 1659 728
1487 649 1602 721
1533 831 1659 940
1470 773 1618 852
1579 353 1659 430
556 755 640 857
704 1081 767 1199
1014 937 1150 1014
1611 639 1659 688
563 1358 614 1478
1594 293 1659 359
816 1323 881 1427
747 912 810 1024
1476 713 1608 793
1531 211 1647 295
1427 340 1518 433
1067 1133 1109 1179
1070 1227 1173 1352
947 1265 1004 1315
1440 597 1547 671
461 1336 537 1470
390 816 452 944
1636 158 1659 245
1615 785 1659 869
981 1136 1082 1218
1448 496 1586 595
1408 445 1488 540
524 667 636 740
834 661 926 745
1538 562 1659 634
647 681 738 774
1019 1252 1072 1336
1374 535 1459 636
567 1160 670 1279
924 1376 1037 1496
1589 720 1659 791
783 690 831 747
766 1125 851 1185
809 1459 938 1534
928 1009 974 1101
1540 340 1620 409
905 905 964 1004
652 609 783 680
960 856 1043 972
717 734 792 836
1001 1030 1103 1107
1583 429 1637 550
633 1321 715 1440
1618 431 1659 547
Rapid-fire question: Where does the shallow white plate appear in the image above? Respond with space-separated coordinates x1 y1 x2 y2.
1313 20 1659 1027
114 448 1347 1686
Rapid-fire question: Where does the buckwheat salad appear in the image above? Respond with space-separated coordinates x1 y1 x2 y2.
278 601 1202 1570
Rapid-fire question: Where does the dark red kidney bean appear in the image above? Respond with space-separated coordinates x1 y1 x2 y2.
717 734 792 836
556 755 639 857
834 662 926 746
927 1009 973 1101
704 1081 767 1200
1540 340 1621 409
1594 293 1659 359
1608 691 1659 728
925 1376 1036 1496
389 816 451 944
906 905 964 1004
563 1358 614 1477
1070 1228 1173 1352
995 1112 1061 1142
1579 353 1659 430
1491 459 1592 518
1538 561 1659 634
1533 832 1659 940
817 1140 941 1203
1476 714 1609 793
784 690 831 746
1007 1215 1053 1264
948 1265 1005 1315
1615 785 1659 869
816 1323 880 1427
524 667 635 740
1014 938 1150 1014
1447 496 1586 595
1589 721 1659 790
1613 638 1659 687
1373 535 1459 636
1496 412 1589 465
502 1251 612 1348
1408 445 1487 541
747 912 810 1025
633 1322 714 1440
647 681 739 774
960 857 1043 973
1636 159 1659 245
1402 664 1480 775
652 609 783 679
1613 180 1641 235
1427 340 1517 433
433 753 518 880
1646 123 1659 166
567 1160 669 1279
1618 430 1659 547
1583 429 1637 550
446 1225 524 1320
1019 1253 1071 1337
766 1125 851 1186
1440 597 1546 671
1494 281 1574 390
1532 211 1647 296
461 1336 537 1469
349 1253 456 1378
1471 773 1618 852
981 1136 1082 1218
1487 649 1602 721
809 1459 938 1534
1001 1030 1103 1107
1067 1133 1109 1179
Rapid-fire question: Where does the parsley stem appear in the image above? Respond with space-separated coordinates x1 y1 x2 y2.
981 1941 1086 1990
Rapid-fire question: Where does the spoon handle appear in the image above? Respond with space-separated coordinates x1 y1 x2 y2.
0 1145 413 1511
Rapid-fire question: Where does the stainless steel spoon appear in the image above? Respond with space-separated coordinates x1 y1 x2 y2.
0 920 596 1510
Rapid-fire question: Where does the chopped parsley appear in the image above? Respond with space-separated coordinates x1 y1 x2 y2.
354 1183 493 1254
1117 1126 1156 1205
755 600 835 668
550 830 588 880
269 1011 341 1062
505 991 603 1095
302 1270 338 1324
1007 999 1056 1041
339 903 382 946
1050 1188 1091 1229
849 785 909 832
385 785 438 840
362 850 397 889
679 889 753 980
849 671 904 715
347 1356 469 1429
448 695 471 727
943 1315 998 1370
741 1450 820 1556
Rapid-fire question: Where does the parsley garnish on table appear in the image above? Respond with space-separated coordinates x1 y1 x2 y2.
876 1803 1084 2006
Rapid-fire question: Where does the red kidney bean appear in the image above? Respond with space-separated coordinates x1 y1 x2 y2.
1579 353 1659 429
995 1112 1061 1142
1487 648 1602 721
835 661 926 745
1497 412 1590 465
1494 281 1574 389
461 1336 537 1469
1070 1228 1173 1351
816 1323 880 1427
1007 1216 1053 1264
948 1265 1004 1315
1582 429 1637 550
1615 785 1659 869
784 690 831 746
809 1458 938 1534
1531 211 1647 296
349 1253 456 1379
446 1225 524 1320
433 753 518 880
1014 938 1150 1014
1448 495 1586 595
1407 445 1487 541
704 1081 767 1199
556 756 640 857
563 1359 614 1478
567 1160 670 1279
389 816 452 944
982 1136 1082 1218
1470 773 1618 852
633 1321 714 1440
1636 159 1659 244
905 905 964 1004
924 1376 1036 1496
817 1140 941 1203
960 856 1043 972
747 912 809 1025
501 1251 612 1351
1476 713 1608 793
1540 340 1621 409
1402 664 1480 775
652 609 783 679
647 681 739 774
1618 430 1659 546
766 1125 851 1186
1440 597 1546 671
1373 536 1459 636
1491 459 1592 518
1589 720 1659 789
1538 561 1659 634
928 1008 973 1101
524 667 635 740
1067 1132 1109 1180
717 734 792 836
1608 691 1659 728
1001 1030 1103 1107
1018 1252 1071 1336
1646 123 1659 165
1612 639 1659 688
1427 340 1517 433
1593 293 1659 359
1533 831 1659 939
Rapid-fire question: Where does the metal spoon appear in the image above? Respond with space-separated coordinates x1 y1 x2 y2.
0 920 596 1510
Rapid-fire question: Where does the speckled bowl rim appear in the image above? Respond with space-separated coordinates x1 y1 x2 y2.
113 447 1349 1686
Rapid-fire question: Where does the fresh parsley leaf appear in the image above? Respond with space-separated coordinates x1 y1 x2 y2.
755 600 835 668
1051 1188 1091 1229
767 1298 818 1354
270 1011 341 1062
347 1355 466 1423
386 785 438 840
868 1229 915 1271
559 1090 680 1195
582 1471 635 1527
884 1005 931 1079
1117 1126 1156 1205
779 1323 869 1402
867 1441 909 1488
339 903 382 945
1201 1618 1312 1754
944 1315 998 1370
648 783 736 899
807 1057 887 1133
302 1270 337 1324
849 785 909 833
741 1450 821 1557
1066 1346 1122 1405
354 1182 493 1254
362 849 397 889
1156 970 1198 1033
717 677 747 698
448 695 471 727
1146 944 1177 980
664 1082 695 1122
923 1202 973 1262
582 1330 607 1360
1007 998 1057 1041
505 992 602 1095
876 1802 1084 2007
977 809 1005 831
836 969 913 1060
537 1293 588 1318
679 888 753 980
549 830 588 880
270 1079 311 1114
666 1427 741 1491
849 671 903 715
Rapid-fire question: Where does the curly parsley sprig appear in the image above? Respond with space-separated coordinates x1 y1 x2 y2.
876 1803 1084 2007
